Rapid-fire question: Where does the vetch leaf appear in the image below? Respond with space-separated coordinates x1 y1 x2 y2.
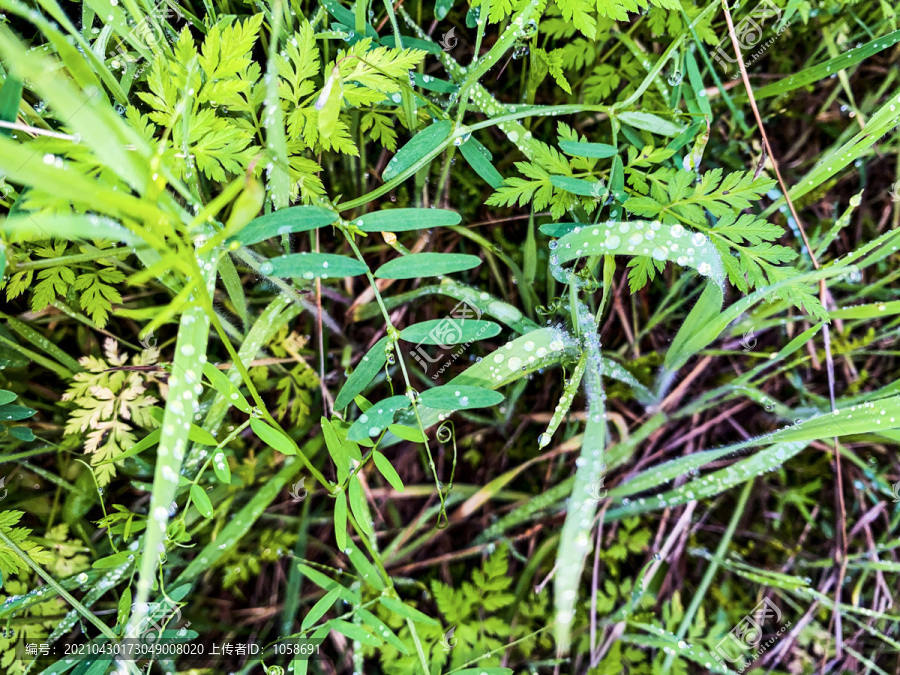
345 541 385 590
373 451 405 491
212 451 231 484
347 395 411 441
297 562 361 603
382 120 453 182
0 404 36 421
459 136 504 188
539 222 579 237
356 608 409 654
322 417 350 482
190 484 213 519
98 428 161 465
399 319 501 345
203 363 252 413
559 140 618 158
355 208 461 232
418 384 503 410
92 551 134 569
334 492 348 550
334 337 390 410
227 206 338 246
187 425 218 446
9 427 34 441
250 418 298 456
329 619 381 645
619 111 686 137
348 479 371 534
260 252 367 279
374 252 481 279
378 596 439 625
550 175 604 197
386 424 426 443
301 587 342 630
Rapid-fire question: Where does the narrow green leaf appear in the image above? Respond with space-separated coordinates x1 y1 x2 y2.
260 252 368 280
459 136 504 188
190 484 213 519
297 563 361 604
92 551 133 569
347 395 411 441
250 418 297 456
203 362 252 413
334 492 348 551
664 282 726 371
382 120 453 181
768 396 900 443
554 346 606 653
329 619 381 645
765 92 900 209
539 222 579 237
187 425 217 446
228 206 339 247
386 424 426 443
400 319 501 344
212 451 232 485
0 75 22 136
356 608 409 654
411 70 457 91
344 542 386 591
9 426 34 441
380 35 443 54
559 140 618 158
355 208 461 232
0 404 36 421
4 314 82 372
373 451 405 492
97 428 161 465
684 50 711 117
264 9 291 210
378 596 440 625
374 252 481 279
619 111 686 137
323 417 350 483
218 254 249 326
116 587 132 629
300 587 342 631
418 384 503 410
550 175 604 196
348 479 371 534
334 337 390 410
317 66 343 138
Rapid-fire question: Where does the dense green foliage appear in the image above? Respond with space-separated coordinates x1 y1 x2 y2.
0 0 899 672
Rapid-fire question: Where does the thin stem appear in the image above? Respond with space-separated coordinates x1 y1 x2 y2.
0 528 118 640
